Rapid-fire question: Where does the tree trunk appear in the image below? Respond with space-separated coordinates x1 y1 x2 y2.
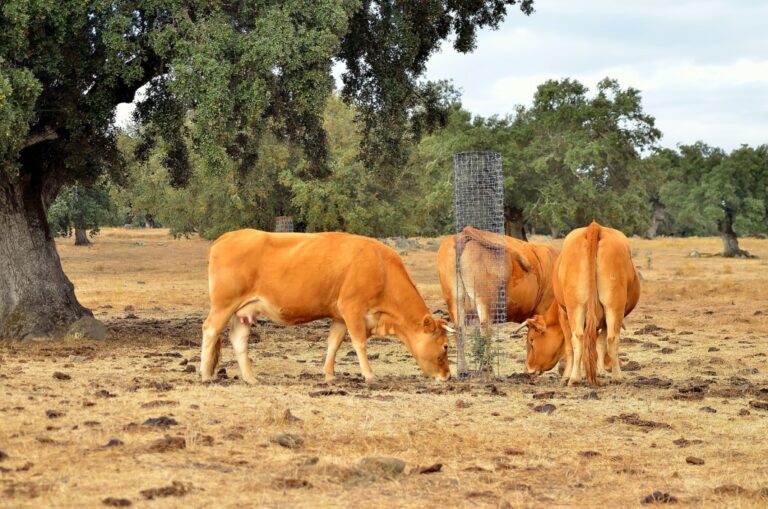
550 226 561 239
718 210 750 258
0 171 90 340
504 206 528 241
74 228 90 246
645 203 665 239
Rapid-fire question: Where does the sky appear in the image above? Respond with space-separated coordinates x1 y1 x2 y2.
116 0 768 151
423 0 768 151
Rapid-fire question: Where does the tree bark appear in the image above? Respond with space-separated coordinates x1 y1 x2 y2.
504 206 528 241
74 228 91 246
645 202 665 239
718 210 750 258
550 226 561 239
0 171 90 340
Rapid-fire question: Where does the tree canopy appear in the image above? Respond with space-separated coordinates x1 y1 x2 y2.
0 0 535 340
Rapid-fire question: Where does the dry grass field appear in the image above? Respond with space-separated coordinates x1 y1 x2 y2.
2 228 768 508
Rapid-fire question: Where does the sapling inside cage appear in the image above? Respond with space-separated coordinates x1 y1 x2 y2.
452 151 507 378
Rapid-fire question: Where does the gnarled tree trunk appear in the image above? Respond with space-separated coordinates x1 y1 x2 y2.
0 168 90 341
718 209 750 258
74 228 90 246
504 206 528 241
645 203 666 239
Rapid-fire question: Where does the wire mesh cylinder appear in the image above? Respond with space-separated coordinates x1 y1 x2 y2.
274 216 294 233
453 152 506 377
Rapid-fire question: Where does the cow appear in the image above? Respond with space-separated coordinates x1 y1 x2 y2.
437 227 558 369
522 222 641 386
200 229 452 385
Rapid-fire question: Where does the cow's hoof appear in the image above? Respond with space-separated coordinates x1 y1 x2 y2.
364 375 376 385
567 379 581 387
610 376 624 384
324 373 335 383
242 375 258 385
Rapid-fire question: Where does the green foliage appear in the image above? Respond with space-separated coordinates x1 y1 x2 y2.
660 143 768 237
48 183 116 240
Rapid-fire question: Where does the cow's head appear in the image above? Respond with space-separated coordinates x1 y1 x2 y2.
521 315 565 375
412 315 451 381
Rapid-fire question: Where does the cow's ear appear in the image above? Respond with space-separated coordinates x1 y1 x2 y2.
422 315 436 333
526 316 546 334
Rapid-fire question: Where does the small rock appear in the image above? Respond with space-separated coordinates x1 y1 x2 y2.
0 450 8 461
414 463 443 474
583 390 600 400
182 364 196 373
95 390 116 398
455 399 472 409
124 313 139 319
147 436 186 453
579 451 601 458
686 456 705 465
708 347 720 352
713 484 747 495
142 416 178 428
67 355 86 362
358 456 406 476
273 477 312 489
749 400 768 411
641 491 678 504
532 391 555 400
533 404 556 414
270 433 303 449
622 361 642 371
738 409 751 416
52 372 71 381
105 438 124 448
67 316 108 340
700 406 717 413
46 409 64 419
140 481 190 500
102 498 132 507
661 348 676 354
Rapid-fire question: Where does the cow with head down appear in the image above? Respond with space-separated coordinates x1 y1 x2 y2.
202 229 451 384
521 222 641 386
437 226 559 370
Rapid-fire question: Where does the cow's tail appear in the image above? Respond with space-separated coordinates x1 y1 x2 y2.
583 221 601 385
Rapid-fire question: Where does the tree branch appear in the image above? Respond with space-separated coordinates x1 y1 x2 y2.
22 128 59 150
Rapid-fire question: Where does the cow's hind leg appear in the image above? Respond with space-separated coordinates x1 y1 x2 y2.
566 306 586 386
597 329 608 378
605 308 624 383
229 318 257 385
558 307 573 386
201 309 230 382
323 320 348 382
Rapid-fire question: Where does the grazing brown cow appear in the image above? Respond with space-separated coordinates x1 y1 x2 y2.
202 229 451 384
523 222 640 385
437 226 558 330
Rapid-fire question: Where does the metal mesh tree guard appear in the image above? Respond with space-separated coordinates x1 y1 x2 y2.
274 216 294 233
453 151 507 377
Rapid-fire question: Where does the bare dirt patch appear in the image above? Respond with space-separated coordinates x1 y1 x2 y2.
1 230 767 507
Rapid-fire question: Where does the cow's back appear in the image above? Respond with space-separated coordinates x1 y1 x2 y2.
208 230 390 323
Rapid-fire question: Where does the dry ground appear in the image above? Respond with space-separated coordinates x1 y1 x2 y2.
1 228 768 508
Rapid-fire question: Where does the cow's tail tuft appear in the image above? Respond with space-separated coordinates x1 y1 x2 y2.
583 221 601 385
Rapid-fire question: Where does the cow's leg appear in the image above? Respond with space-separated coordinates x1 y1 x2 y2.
596 329 608 378
322 320 348 382
341 312 375 382
605 309 624 383
567 306 585 386
200 309 230 382
229 318 257 385
558 308 573 386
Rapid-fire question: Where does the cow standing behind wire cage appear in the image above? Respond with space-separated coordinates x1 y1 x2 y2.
452 151 507 377
274 216 294 233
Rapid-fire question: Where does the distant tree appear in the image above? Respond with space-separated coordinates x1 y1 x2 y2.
513 78 661 237
661 143 768 256
47 183 114 245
